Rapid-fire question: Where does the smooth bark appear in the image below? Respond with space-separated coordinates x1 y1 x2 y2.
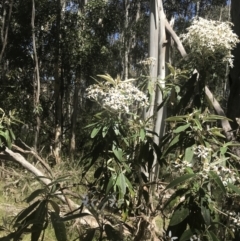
31 0 41 151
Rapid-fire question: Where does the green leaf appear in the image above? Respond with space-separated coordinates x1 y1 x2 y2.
14 200 41 225
169 206 189 226
97 74 116 85
201 202 211 226
25 189 45 203
220 146 227 155
207 231 220 241
105 224 123 241
81 229 96 241
4 130 11 148
102 126 109 138
124 176 134 196
193 119 202 131
31 200 47 241
106 176 115 194
168 134 180 148
179 229 194 241
50 212 67 241
112 146 124 162
91 126 102 138
117 172 126 196
49 200 60 215
140 128 145 141
165 174 195 190
184 146 194 162
208 171 226 194
9 129 15 140
173 123 191 133
60 213 90 222
227 183 240 195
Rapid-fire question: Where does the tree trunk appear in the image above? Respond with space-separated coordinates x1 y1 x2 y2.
150 0 166 197
69 68 80 159
144 0 159 121
32 0 41 151
53 0 66 164
227 0 240 130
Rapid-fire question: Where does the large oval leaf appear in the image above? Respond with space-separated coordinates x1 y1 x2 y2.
169 206 189 226
179 229 193 241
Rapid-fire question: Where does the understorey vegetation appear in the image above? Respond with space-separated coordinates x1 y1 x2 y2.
0 0 240 241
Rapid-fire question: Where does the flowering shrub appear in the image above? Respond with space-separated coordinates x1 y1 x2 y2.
86 75 149 113
180 17 240 67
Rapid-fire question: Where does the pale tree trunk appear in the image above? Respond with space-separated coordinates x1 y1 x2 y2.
32 0 41 151
144 0 159 121
123 0 130 80
150 0 167 197
0 0 12 63
69 68 80 159
227 0 240 130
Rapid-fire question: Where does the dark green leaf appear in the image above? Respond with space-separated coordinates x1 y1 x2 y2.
169 206 189 226
81 229 96 241
49 200 60 215
31 200 47 241
105 224 123 241
207 231 220 241
179 229 194 241
227 183 240 195
168 134 180 149
51 212 67 241
165 174 195 190
25 189 45 203
173 123 191 133
94 167 103 179
14 200 41 225
209 171 226 194
60 213 90 222
201 202 211 226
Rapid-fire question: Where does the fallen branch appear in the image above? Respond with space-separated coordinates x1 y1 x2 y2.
1 147 79 209
12 143 52 175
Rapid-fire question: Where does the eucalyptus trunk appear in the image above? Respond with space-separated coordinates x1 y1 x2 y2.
31 0 41 151
227 0 240 130
53 0 66 164
144 0 159 121
69 68 80 159
150 0 167 197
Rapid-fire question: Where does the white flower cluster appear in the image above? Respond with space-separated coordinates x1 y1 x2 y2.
138 57 156 66
180 17 240 67
226 211 240 228
194 145 211 159
211 165 239 186
86 80 149 113
172 145 239 185
190 235 201 241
